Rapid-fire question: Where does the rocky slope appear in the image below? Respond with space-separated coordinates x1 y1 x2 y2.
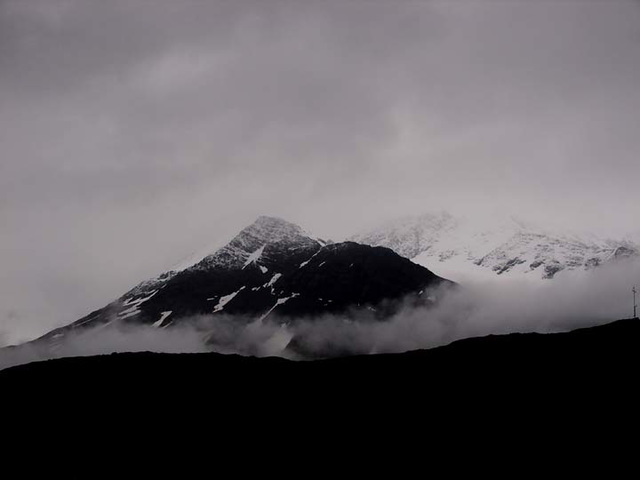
36 216 450 349
351 212 639 281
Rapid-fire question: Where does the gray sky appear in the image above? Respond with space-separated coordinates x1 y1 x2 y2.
2 0 640 343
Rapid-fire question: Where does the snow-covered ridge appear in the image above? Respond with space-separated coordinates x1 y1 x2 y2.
351 212 639 282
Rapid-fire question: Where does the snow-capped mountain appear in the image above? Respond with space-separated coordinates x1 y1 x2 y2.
113 215 329 310
351 212 639 282
38 216 450 345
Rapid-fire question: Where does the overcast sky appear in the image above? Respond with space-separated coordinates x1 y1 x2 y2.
2 0 640 343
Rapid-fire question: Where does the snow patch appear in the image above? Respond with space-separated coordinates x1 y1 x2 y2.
243 245 266 269
122 290 159 308
266 273 282 288
213 287 246 313
261 273 282 294
117 290 161 320
118 310 141 320
299 250 321 268
259 293 300 321
153 311 172 328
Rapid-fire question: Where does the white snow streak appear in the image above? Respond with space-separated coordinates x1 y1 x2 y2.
259 293 300 321
299 250 321 268
213 287 246 313
243 245 266 269
266 273 282 288
117 289 160 320
153 311 172 328
122 290 159 307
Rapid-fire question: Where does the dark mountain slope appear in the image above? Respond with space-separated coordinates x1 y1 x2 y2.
35 216 451 346
264 241 447 319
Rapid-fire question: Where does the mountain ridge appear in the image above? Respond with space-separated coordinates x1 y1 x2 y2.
34 216 451 354
351 212 639 281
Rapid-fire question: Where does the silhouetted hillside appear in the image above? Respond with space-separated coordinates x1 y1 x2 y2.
4 318 639 420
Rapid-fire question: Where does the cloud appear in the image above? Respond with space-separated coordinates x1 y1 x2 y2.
2 258 638 371
2 0 640 343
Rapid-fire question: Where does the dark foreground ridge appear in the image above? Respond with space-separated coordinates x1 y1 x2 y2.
4 319 640 453
3 318 640 413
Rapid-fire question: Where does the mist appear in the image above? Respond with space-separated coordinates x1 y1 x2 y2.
2 259 637 371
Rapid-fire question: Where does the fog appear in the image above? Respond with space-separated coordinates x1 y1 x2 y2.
2 259 637 371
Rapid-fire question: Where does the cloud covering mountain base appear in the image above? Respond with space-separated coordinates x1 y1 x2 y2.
1 259 638 371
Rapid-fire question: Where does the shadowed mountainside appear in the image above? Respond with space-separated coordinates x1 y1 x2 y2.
36 217 451 349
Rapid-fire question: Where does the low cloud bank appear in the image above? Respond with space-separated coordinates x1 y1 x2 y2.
1 259 638 370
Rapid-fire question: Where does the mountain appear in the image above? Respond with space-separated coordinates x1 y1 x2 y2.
351 212 639 282
36 216 451 350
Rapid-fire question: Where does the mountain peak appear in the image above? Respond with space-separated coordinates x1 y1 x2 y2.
245 216 307 240
32 214 450 350
254 215 294 226
190 216 321 271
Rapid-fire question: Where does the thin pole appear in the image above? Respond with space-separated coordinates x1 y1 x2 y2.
634 286 638 319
